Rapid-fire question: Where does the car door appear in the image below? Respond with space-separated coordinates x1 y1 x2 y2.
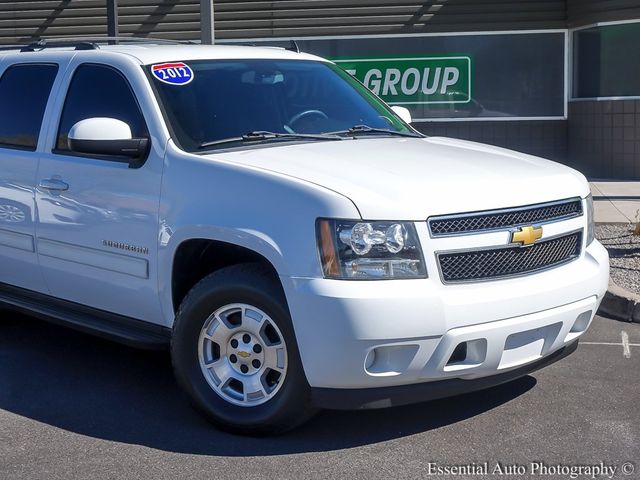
35 59 166 323
0 60 60 293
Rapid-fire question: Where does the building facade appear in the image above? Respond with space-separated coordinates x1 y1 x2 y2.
1 0 640 179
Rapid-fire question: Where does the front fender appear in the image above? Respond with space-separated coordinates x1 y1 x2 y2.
157 142 360 326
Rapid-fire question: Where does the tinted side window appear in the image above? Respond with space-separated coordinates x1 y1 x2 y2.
56 64 147 152
0 64 58 150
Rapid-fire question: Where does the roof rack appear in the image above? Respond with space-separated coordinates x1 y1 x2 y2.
0 44 26 52
16 36 197 52
21 39 98 52
286 40 300 53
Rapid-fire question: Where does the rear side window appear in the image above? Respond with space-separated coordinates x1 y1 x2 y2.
55 64 148 152
0 64 58 150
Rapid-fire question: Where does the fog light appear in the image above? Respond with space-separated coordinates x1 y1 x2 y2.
364 344 419 376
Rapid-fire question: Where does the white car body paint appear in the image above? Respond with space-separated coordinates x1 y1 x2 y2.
68 117 133 141
0 44 609 395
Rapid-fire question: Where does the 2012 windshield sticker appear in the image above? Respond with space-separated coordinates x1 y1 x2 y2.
151 62 194 85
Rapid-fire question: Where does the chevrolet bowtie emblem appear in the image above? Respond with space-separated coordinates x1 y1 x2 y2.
511 225 543 246
237 351 251 359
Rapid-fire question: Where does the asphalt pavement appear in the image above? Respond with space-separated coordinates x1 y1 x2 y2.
0 312 638 480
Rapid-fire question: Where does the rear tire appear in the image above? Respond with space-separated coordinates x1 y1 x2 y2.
171 263 315 435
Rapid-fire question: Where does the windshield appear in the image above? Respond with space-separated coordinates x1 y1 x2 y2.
147 59 417 152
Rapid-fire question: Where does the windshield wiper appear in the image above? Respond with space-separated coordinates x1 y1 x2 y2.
198 131 343 149
329 125 422 138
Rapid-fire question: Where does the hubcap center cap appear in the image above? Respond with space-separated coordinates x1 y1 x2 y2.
227 331 265 375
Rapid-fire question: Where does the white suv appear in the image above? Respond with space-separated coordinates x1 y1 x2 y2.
0 39 609 434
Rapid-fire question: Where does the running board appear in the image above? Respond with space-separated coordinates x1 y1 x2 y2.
0 283 171 350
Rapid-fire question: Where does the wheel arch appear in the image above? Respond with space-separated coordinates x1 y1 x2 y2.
162 227 288 323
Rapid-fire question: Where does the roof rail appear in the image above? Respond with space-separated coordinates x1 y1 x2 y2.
21 39 98 52
286 40 300 53
18 36 197 52
54 36 197 45
0 44 26 52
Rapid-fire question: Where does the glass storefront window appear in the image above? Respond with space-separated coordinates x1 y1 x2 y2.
573 22 640 98
230 32 566 120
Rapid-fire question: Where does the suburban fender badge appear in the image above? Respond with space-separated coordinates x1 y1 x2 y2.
151 62 194 86
510 225 543 246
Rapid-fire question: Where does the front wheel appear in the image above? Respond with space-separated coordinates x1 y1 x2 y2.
171 264 315 435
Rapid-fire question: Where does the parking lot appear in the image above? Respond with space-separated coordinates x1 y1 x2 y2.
0 312 638 480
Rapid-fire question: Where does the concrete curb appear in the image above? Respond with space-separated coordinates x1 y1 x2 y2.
594 221 631 225
597 280 640 323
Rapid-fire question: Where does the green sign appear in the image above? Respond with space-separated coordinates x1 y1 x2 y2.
333 56 472 105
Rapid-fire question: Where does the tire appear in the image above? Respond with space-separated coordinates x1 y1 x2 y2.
171 263 316 435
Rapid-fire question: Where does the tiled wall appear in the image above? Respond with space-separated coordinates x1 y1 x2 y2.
568 100 640 180
413 121 568 164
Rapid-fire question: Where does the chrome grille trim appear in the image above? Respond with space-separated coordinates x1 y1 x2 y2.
436 230 583 284
428 198 583 237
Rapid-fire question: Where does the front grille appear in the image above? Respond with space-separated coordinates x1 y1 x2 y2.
437 231 582 283
429 199 583 236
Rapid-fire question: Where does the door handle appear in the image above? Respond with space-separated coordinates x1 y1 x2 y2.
38 178 69 192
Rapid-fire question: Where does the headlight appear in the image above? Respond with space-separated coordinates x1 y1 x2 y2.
586 194 595 245
316 219 427 279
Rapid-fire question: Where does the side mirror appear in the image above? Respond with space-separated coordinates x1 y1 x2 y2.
391 106 412 124
68 118 149 161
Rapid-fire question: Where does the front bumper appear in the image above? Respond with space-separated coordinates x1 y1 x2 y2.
281 239 609 395
312 339 578 410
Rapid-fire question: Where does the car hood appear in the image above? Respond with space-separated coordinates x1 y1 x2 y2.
208 137 590 220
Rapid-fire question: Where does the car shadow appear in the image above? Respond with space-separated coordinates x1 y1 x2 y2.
0 312 536 456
